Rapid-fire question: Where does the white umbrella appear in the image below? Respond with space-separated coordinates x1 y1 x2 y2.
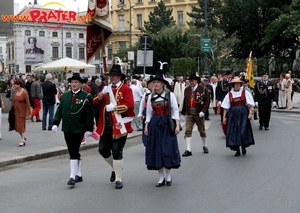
34 57 95 71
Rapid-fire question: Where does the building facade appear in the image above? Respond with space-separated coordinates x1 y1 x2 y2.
110 0 198 54
5 4 112 79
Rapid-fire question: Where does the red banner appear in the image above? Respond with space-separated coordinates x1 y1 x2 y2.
86 0 112 63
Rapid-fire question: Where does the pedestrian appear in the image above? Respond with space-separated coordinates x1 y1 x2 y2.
254 73 277 130
25 74 34 109
284 73 293 110
130 79 143 131
93 64 135 189
137 76 154 146
144 70 181 187
210 76 218 114
41 73 57 131
277 73 286 109
221 76 255 156
30 76 43 122
181 73 210 156
0 96 4 140
10 79 31 147
52 72 94 187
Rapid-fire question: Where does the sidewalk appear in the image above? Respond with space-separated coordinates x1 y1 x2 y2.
0 92 299 168
0 112 142 168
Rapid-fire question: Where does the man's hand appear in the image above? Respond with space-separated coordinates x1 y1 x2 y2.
52 125 58 132
272 102 277 107
102 86 110 94
85 131 92 137
199 112 205 118
106 102 115 112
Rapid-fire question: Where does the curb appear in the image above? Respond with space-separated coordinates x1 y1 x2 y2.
0 133 142 168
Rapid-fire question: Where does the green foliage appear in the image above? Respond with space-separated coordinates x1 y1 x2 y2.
142 0 176 35
169 57 196 77
0 81 6 92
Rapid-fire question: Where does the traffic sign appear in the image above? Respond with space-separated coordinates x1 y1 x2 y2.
99 61 103 67
201 37 212 53
140 34 152 50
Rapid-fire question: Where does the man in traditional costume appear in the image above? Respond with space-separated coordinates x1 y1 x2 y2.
52 73 94 187
181 73 210 156
94 65 134 189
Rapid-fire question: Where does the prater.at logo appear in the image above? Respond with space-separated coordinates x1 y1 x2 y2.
1 1 91 29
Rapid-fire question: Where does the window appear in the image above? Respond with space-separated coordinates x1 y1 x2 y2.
119 0 124 4
0 47 2 54
26 65 31 73
52 32 58 37
39 31 45 37
137 14 142 29
119 15 125 31
137 0 142 2
95 51 101 60
66 47 72 58
79 48 85 59
52 47 59 59
12 45 14 60
119 41 126 49
8 47 10 60
177 11 183 24
79 33 84 38
25 30 31 36
66 32 71 38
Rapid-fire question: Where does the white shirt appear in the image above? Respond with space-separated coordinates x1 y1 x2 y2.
221 87 255 109
130 84 142 102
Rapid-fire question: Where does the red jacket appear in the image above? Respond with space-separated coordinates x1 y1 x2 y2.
93 83 134 136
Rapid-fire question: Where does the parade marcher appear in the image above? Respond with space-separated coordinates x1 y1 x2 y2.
0 96 4 140
221 76 255 156
254 73 277 130
144 70 181 187
52 73 94 187
137 76 154 146
210 76 218 114
93 65 134 189
181 73 210 156
173 76 186 113
203 78 213 120
216 70 232 122
41 73 57 131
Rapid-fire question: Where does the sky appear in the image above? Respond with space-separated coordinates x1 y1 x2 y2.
14 0 88 13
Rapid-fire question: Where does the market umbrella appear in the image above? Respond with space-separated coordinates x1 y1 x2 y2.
34 57 95 71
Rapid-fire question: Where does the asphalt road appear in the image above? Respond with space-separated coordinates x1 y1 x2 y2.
1 111 300 213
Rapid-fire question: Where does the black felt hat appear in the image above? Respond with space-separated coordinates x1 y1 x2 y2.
188 73 200 82
222 70 232 76
109 65 126 80
147 75 154 86
67 73 85 83
152 70 169 86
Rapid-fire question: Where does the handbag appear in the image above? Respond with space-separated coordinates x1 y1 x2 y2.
6 90 10 98
167 92 182 134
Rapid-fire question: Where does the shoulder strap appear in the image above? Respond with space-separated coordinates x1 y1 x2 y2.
167 92 171 116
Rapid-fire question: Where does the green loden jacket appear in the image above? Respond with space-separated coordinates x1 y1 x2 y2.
53 90 94 133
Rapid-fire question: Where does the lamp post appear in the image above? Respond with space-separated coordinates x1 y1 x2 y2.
204 0 208 77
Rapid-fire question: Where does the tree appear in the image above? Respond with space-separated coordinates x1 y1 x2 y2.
142 0 176 35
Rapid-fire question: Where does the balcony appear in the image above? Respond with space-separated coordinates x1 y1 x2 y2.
113 27 131 33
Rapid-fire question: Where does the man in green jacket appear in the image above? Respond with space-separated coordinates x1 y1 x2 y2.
52 73 94 187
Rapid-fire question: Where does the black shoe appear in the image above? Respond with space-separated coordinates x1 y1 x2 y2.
110 171 116 182
265 127 269 130
259 125 263 130
30 117 34 122
166 179 172 186
75 175 83 183
42 128 46 131
203 146 209 154
235 150 241 157
115 181 123 189
205 118 210 121
67 178 75 186
156 179 165 187
36 120 42 122
242 148 246 155
182 150 192 157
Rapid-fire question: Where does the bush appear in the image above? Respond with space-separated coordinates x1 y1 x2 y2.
0 80 6 92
